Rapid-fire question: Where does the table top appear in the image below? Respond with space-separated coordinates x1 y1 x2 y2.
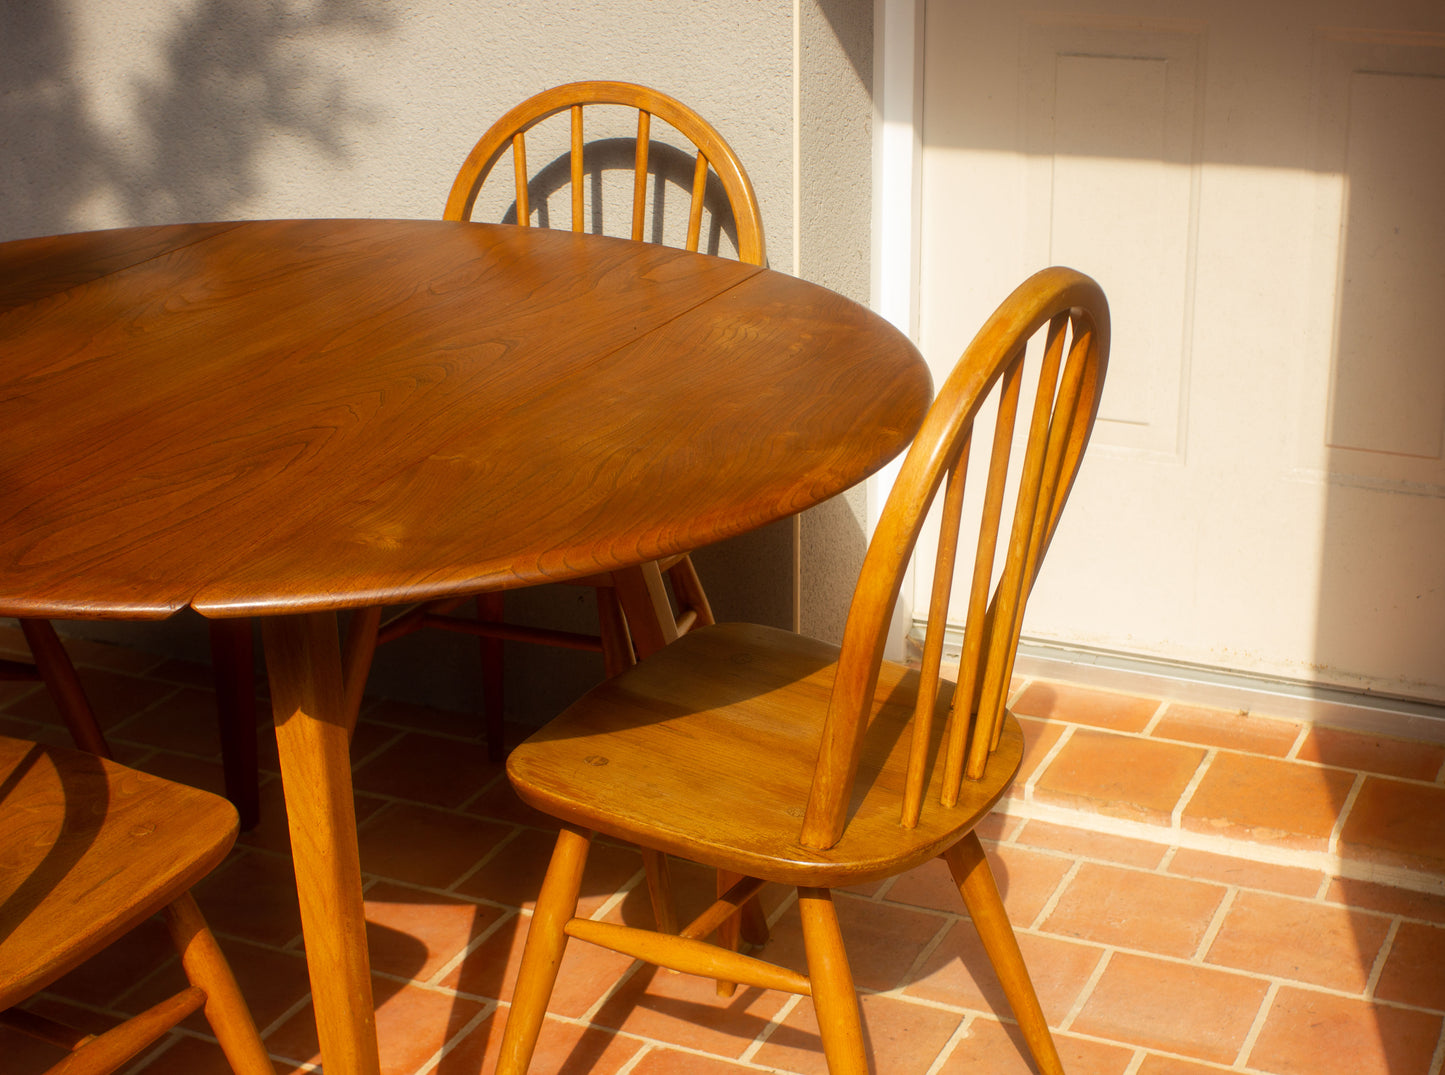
0 219 930 621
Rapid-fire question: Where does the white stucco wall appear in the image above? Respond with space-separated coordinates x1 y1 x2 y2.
1 0 876 719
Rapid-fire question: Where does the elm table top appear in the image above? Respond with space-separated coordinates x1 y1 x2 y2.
0 218 930 1074
0 218 929 620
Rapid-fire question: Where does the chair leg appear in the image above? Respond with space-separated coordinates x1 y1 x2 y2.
18 619 110 758
208 618 260 831
497 825 593 1075
797 887 867 1075
945 831 1064 1075
666 554 715 628
474 592 508 761
714 870 744 998
595 586 636 677
640 848 678 934
341 605 383 738
164 893 273 1075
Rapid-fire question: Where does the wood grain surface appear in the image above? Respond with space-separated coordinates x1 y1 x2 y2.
0 219 929 620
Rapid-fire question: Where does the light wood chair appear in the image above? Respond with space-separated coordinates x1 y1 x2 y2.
352 81 768 761
0 732 271 1072
496 267 1110 1073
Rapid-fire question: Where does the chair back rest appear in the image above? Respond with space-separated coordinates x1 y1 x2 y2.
444 81 766 266
799 268 1110 849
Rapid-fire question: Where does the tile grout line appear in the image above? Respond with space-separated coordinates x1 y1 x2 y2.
1283 721 1311 760
1022 722 1078 804
1429 1020 1445 1075
736 992 804 1065
923 1013 975 1075
1233 980 1279 1071
1056 945 1112 1033
1362 917 1402 1000
415 1002 495 1075
1190 886 1238 964
1139 699 1171 736
1030 858 1083 931
1171 745 1218 834
1328 771 1367 858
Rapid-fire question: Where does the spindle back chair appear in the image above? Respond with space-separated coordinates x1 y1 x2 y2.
353 81 767 763
498 267 1110 1073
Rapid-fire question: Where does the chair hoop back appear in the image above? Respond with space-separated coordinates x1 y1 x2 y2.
444 81 766 266
800 267 1110 849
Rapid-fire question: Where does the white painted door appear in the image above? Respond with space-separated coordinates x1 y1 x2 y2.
914 0 1445 701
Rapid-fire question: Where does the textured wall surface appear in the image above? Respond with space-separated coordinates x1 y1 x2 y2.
2 0 877 720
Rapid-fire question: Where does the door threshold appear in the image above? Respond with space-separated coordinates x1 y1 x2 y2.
1011 639 1445 746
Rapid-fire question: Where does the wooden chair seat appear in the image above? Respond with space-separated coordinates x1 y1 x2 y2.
0 734 269 1073
492 267 1110 1074
509 622 1022 887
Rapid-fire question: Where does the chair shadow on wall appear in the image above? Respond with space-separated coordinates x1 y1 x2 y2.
499 137 743 260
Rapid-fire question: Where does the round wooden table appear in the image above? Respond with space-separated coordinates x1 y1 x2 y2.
0 219 931 1073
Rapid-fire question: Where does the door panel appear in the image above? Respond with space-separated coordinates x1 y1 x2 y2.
917 1 1445 700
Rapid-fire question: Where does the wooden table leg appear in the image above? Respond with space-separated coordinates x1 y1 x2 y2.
611 561 680 661
261 612 380 1075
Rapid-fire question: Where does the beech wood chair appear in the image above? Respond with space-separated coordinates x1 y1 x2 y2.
0 645 270 1072
349 80 768 761
497 267 1110 1073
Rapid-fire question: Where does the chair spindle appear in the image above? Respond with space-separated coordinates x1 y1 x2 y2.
942 353 1024 800
903 443 971 828
570 105 584 231
512 132 529 224
631 110 651 241
686 151 710 252
967 317 1069 778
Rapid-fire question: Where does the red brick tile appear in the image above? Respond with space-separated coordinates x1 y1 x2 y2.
884 844 1071 927
352 730 500 809
938 1016 1135 1074
191 849 304 948
42 916 175 1008
762 892 950 993
1013 682 1160 732
0 1018 72 1073
1033 728 1206 825
1015 820 1171 869
1181 754 1355 851
119 935 311 1035
1135 1057 1233 1075
1296 726 1445 781
266 976 485 1074
1042 862 1225 958
108 685 226 757
1150 704 1300 757
1204 891 1390 992
1015 714 1066 783
4 665 176 730
906 922 1104 1025
439 1008 641 1074
1324 877 1445 925
629 1048 774 1074
107 1034 293 1074
1071 953 1268 1063
1374 921 1445 1012
463 770 564 829
1247 986 1442 1075
454 828 643 915
364 882 507 982
1337 777 1445 873
588 962 791 1058
360 696 498 743
1165 848 1324 898
447 914 637 1015
356 802 514 890
753 992 963 1074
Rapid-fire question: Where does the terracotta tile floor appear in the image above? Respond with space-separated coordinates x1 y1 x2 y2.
3 627 1444 1074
